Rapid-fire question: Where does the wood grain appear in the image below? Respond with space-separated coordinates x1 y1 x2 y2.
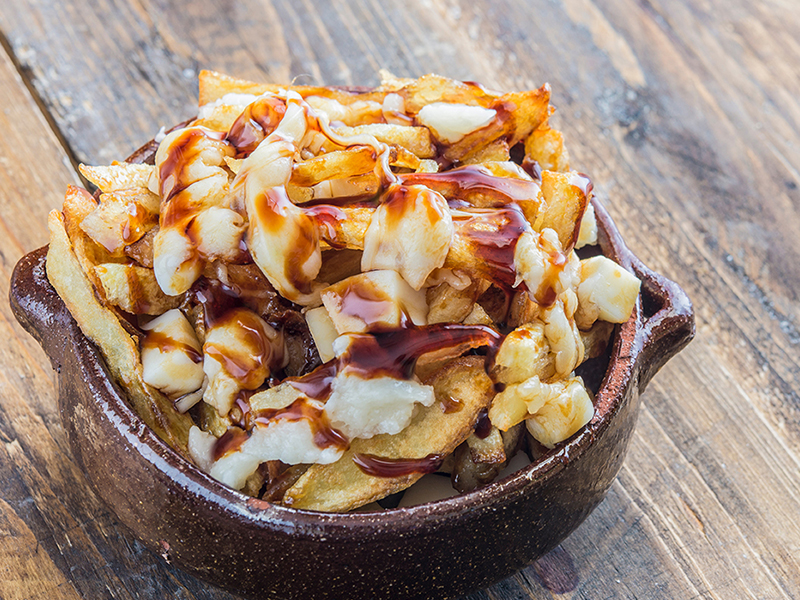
0 0 798 598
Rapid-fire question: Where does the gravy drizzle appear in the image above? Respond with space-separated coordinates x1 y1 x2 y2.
353 452 444 478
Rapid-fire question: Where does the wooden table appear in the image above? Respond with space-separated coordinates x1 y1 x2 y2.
1 1 798 598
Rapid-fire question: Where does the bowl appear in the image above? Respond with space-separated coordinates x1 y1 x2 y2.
10 138 694 599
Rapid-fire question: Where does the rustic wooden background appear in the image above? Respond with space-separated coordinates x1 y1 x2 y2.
1 0 799 598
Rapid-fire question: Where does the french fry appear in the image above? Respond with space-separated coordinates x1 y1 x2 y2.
62 185 123 301
507 289 540 328
400 73 500 114
94 263 182 315
537 170 590 251
450 422 525 493
462 139 511 164
47 209 193 453
198 69 387 107
462 303 494 326
467 427 506 464
331 123 436 158
79 162 155 193
443 87 550 162
194 103 251 133
525 122 570 172
125 227 156 268
426 280 480 324
282 357 494 511
291 146 378 187
197 401 232 438
79 188 160 255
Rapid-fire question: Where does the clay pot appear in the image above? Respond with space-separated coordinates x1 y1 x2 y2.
10 144 693 599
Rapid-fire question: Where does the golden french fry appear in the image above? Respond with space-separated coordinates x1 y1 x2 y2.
376 69 415 92
198 69 386 107
462 139 511 164
291 146 378 187
286 183 313 204
263 464 310 502
241 467 268 498
47 209 193 453
79 162 155 193
317 248 364 285
503 88 554 147
450 422 525 493
462 303 494 326
311 173 381 205
537 170 589 251
467 427 506 464
125 227 156 268
305 95 384 126
416 159 439 173
94 263 182 315
507 289 540 328
389 145 421 170
332 123 436 158
282 357 494 511
400 73 499 114
80 188 160 255
443 87 550 162
426 280 480 324
197 400 232 438
199 70 271 105
525 123 570 172
62 185 123 301
193 103 251 133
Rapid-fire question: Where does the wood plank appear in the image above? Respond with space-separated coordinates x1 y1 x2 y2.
0 0 797 598
0 40 238 600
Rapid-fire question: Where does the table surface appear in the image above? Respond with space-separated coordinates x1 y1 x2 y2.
1 1 799 598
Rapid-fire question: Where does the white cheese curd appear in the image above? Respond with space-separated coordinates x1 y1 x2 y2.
514 228 581 304
202 308 278 416
140 309 204 398
188 425 216 473
417 102 497 143
324 367 435 439
542 297 585 377
305 306 339 362
525 377 594 448
210 415 344 490
493 321 554 385
575 255 641 328
575 201 598 249
361 184 453 289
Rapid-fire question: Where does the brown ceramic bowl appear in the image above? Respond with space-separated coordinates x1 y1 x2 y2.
10 140 693 598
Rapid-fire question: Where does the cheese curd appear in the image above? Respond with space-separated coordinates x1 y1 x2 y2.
141 309 204 399
362 184 454 290
203 308 281 416
417 102 497 144
325 368 435 439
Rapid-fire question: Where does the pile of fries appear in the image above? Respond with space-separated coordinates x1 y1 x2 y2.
46 70 640 511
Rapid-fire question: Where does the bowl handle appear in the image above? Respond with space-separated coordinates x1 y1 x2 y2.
629 255 695 391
